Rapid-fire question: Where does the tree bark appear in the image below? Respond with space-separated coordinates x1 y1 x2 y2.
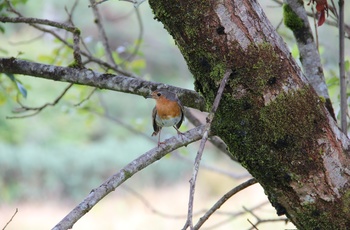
149 0 350 229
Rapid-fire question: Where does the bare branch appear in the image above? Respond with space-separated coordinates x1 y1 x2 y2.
122 6 144 63
184 108 236 161
1 3 134 76
339 0 347 133
194 178 257 229
7 84 73 119
0 16 82 67
245 205 289 230
2 208 18 230
0 58 206 111
183 69 232 230
52 124 205 230
89 0 118 69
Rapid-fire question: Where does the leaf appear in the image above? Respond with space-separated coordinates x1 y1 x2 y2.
345 60 350 72
16 81 27 98
5 74 27 98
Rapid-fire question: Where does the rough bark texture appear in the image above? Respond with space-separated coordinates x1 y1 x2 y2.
0 58 205 111
148 0 350 229
283 0 335 119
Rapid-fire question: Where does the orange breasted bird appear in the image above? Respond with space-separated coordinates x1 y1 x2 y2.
147 89 184 146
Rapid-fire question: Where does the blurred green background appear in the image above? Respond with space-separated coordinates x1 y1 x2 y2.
0 0 349 229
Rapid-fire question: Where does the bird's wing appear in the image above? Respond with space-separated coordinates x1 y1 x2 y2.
152 106 160 134
176 100 185 129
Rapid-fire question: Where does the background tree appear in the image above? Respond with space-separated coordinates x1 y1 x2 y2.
0 0 349 229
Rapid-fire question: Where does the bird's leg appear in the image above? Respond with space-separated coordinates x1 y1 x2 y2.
157 130 165 147
173 126 184 141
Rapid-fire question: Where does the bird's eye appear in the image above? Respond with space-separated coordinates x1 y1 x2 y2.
157 93 161 96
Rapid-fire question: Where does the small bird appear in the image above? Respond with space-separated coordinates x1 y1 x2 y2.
147 89 184 146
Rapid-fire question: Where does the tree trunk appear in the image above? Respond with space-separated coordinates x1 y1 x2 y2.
148 0 350 229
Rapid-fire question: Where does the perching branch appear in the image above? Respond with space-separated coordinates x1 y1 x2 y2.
52 124 205 230
0 58 205 111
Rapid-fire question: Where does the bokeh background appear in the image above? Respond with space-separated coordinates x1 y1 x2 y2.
0 0 349 229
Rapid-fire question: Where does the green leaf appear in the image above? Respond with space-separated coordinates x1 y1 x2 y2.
345 59 350 72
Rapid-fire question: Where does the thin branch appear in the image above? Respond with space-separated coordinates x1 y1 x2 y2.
172 152 250 180
201 201 269 229
184 108 237 161
339 0 347 133
89 0 118 69
183 69 232 230
74 87 98 107
6 84 73 119
52 125 205 230
2 2 134 76
2 208 18 230
121 5 144 63
121 185 207 219
0 14 82 67
194 178 257 229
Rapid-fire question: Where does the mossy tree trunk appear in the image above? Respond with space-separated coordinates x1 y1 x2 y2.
149 0 350 229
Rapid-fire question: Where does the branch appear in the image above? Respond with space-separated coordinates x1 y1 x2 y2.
0 58 205 111
0 15 82 67
7 84 73 119
52 125 205 230
284 0 334 117
183 69 232 230
194 178 257 229
2 208 18 230
338 0 347 132
89 0 118 69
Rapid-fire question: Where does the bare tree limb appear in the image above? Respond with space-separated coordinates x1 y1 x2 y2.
2 208 18 230
1 2 134 76
338 0 347 133
284 0 334 118
0 58 205 111
7 83 73 119
52 124 205 230
89 0 118 69
194 178 257 229
183 69 232 230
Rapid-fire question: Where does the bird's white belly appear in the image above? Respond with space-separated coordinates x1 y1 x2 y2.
155 115 181 127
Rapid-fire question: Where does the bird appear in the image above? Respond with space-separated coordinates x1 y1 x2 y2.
147 89 184 146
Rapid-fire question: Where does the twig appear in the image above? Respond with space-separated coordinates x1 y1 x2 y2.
244 206 289 230
89 0 118 70
172 152 250 180
121 5 144 63
2 208 18 230
74 87 98 106
6 84 73 119
121 185 206 219
182 69 232 230
339 0 347 133
194 178 257 229
247 218 259 230
199 201 269 229
0 10 82 66
2 1 134 76
52 125 205 230
184 108 236 161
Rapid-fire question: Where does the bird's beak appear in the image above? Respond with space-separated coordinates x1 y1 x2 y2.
145 93 153 99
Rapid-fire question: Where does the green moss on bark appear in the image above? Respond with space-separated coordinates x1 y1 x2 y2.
283 4 303 31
